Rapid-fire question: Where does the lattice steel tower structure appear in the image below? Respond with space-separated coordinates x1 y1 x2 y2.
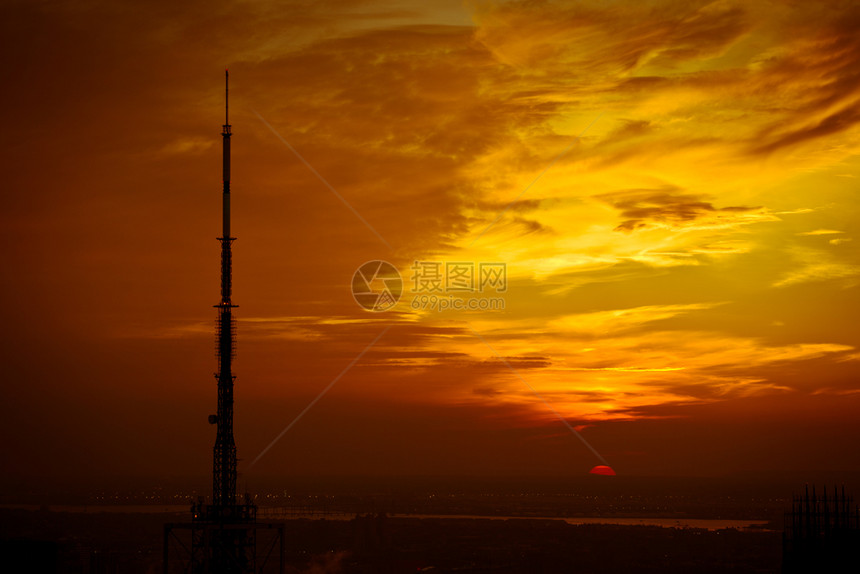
194 67 256 573
165 71 284 574
213 67 238 512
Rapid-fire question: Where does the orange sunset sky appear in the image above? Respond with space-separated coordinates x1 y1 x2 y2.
2 0 860 483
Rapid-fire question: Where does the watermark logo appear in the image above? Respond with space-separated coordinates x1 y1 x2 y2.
352 260 507 312
351 260 403 312
410 261 507 293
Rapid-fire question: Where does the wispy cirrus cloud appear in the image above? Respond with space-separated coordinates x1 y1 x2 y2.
797 229 844 236
773 248 860 288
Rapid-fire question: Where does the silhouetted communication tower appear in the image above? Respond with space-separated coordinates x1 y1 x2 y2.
164 71 285 574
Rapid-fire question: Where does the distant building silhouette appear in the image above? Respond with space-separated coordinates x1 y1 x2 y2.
783 485 860 573
352 512 391 555
89 549 119 574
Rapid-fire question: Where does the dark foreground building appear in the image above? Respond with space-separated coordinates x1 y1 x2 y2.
783 485 860 573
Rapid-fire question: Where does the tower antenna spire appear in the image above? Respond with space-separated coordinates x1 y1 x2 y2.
163 71 285 574
215 67 235 507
